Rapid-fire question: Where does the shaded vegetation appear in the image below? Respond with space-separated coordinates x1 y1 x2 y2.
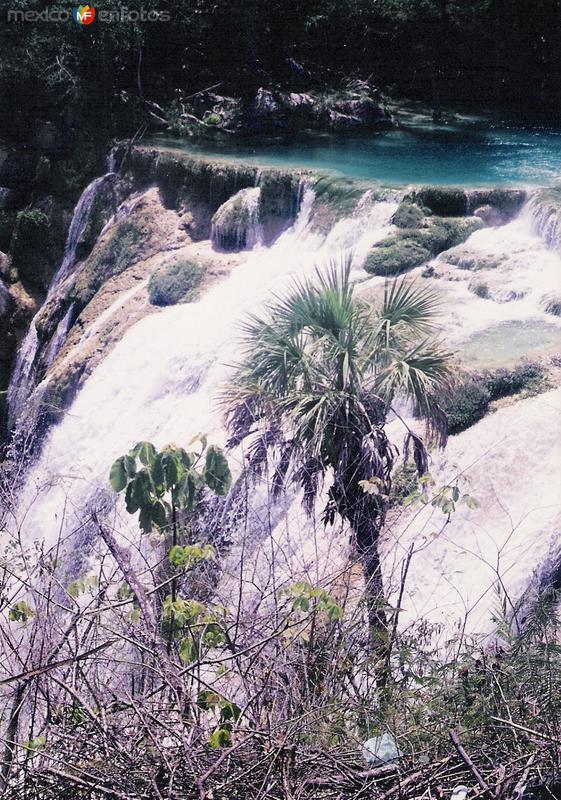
438 361 546 433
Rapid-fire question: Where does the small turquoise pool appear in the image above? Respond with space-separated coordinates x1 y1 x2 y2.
461 320 561 366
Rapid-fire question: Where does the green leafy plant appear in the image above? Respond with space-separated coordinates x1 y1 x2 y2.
8 600 34 623
109 438 231 534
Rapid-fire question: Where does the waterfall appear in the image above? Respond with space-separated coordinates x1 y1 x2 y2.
383 387 561 640
11 192 398 553
7 173 116 432
211 187 262 251
8 181 561 642
520 187 561 252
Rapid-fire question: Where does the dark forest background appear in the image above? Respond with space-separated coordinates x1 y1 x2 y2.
2 0 561 149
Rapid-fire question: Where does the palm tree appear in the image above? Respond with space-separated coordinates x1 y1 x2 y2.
224 262 454 650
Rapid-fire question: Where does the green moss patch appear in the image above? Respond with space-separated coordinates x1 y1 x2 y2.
436 361 546 434
364 237 430 276
391 202 425 229
71 218 148 310
365 215 483 276
148 259 203 306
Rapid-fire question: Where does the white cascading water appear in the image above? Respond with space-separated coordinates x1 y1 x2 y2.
11 191 398 551
7 173 116 430
377 198 561 639
210 186 262 250
8 184 561 640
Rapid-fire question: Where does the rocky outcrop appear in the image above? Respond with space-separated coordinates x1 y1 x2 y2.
211 188 261 251
364 200 485 276
169 83 392 136
405 187 526 219
115 146 306 245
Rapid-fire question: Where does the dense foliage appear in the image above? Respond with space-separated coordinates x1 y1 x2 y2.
1 0 561 151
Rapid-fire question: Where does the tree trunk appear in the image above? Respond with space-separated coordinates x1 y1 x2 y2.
352 513 388 656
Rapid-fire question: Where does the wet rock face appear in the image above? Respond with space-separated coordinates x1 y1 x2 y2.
9 197 68 292
466 188 526 218
211 188 261 251
404 186 527 220
473 204 505 226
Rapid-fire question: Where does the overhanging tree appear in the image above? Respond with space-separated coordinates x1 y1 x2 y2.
224 263 454 652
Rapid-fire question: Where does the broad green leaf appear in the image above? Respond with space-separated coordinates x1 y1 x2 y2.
219 701 241 722
151 499 167 528
208 726 231 749
124 455 137 478
169 545 186 568
132 441 157 467
203 446 232 496
197 689 221 710
462 494 479 510
179 635 198 663
23 736 45 754
125 481 139 514
117 582 132 600
139 505 153 534
131 470 153 510
203 623 226 647
109 457 127 492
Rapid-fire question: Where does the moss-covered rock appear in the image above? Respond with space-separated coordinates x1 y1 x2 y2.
391 202 425 229
69 191 175 313
444 250 506 271
70 217 148 310
211 187 261 251
364 237 431 275
364 216 483 275
148 259 203 306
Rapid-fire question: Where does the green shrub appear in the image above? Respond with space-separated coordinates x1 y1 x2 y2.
437 361 545 434
486 361 544 398
364 237 430 275
148 259 203 306
441 376 491 434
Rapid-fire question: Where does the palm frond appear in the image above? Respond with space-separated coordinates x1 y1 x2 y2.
378 278 444 341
